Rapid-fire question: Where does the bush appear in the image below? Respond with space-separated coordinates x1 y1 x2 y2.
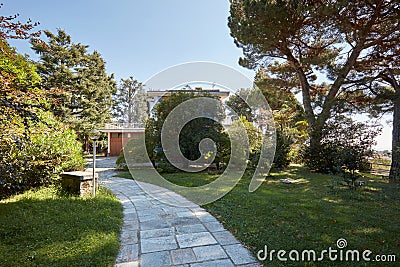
156 161 179 173
0 111 85 199
273 128 293 169
248 128 293 170
145 92 230 169
300 115 380 174
116 150 127 169
116 136 150 169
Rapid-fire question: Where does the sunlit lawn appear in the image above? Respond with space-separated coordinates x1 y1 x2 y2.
0 186 123 267
118 165 400 266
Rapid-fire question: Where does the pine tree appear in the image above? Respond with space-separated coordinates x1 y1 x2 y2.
112 77 147 124
229 0 399 170
31 29 116 150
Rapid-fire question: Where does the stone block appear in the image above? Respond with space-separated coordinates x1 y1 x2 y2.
61 171 98 196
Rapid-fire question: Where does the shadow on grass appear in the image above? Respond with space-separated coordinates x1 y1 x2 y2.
204 166 400 266
0 187 123 267
116 165 400 266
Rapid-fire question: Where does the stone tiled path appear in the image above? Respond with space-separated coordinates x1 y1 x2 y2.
91 158 260 267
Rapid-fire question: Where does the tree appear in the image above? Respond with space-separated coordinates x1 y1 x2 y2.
0 3 40 40
229 0 399 167
145 91 230 171
0 3 43 126
365 69 400 182
112 77 147 124
353 45 400 182
226 89 254 122
0 10 84 198
382 70 400 182
227 72 307 168
255 70 307 140
344 14 400 182
31 29 116 150
301 115 380 177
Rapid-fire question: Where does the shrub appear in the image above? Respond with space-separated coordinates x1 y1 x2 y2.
116 136 151 169
248 128 294 171
0 111 85 199
300 115 380 174
273 128 293 169
116 150 127 169
156 161 179 173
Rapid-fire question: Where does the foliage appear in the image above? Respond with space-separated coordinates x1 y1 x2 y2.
229 0 400 165
116 137 150 169
247 129 293 171
145 91 230 171
367 69 400 182
0 38 44 130
0 3 41 40
226 89 254 122
301 115 380 175
272 128 293 170
227 77 307 169
256 72 308 166
156 161 179 174
232 116 262 152
112 77 147 124
0 186 123 267
0 34 84 199
31 29 116 150
229 116 263 170
0 110 85 199
115 150 127 169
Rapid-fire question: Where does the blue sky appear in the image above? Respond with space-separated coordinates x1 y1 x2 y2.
2 0 391 150
3 0 254 82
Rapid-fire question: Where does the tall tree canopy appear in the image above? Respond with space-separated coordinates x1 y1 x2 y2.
229 0 400 169
112 77 147 124
0 6 85 198
0 3 40 40
31 29 116 148
227 72 307 168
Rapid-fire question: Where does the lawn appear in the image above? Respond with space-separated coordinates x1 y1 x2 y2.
118 165 400 266
0 186 123 267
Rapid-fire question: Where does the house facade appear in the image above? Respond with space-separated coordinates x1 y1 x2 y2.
100 123 145 156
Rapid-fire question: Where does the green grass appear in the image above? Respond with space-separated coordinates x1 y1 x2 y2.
118 166 400 266
0 186 123 267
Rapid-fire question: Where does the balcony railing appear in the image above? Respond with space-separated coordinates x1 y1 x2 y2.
103 123 145 129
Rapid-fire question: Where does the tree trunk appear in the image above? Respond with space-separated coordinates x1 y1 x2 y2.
308 123 324 160
385 68 400 183
389 91 400 182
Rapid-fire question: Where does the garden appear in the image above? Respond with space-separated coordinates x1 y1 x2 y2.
1 1 400 266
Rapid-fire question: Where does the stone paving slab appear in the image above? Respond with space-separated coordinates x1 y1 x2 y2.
96 167 260 267
192 245 228 261
171 248 197 265
176 232 218 248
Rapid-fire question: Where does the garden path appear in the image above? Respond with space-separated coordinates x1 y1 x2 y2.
87 157 259 267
